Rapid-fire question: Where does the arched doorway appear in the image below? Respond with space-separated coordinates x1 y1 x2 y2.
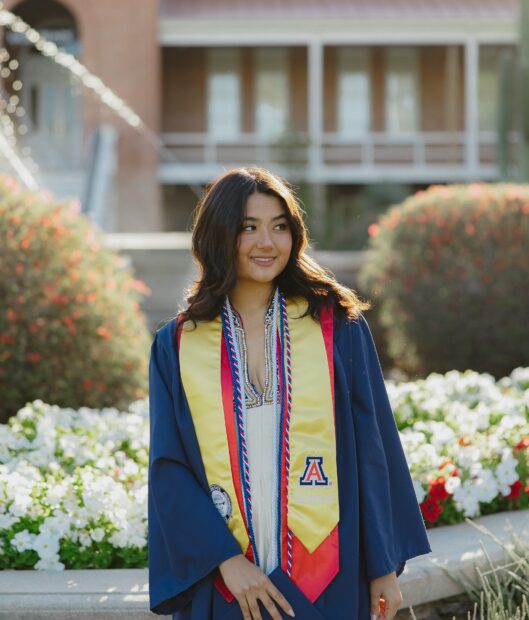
5 0 82 169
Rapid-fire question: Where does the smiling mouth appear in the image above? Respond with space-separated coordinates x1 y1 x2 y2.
251 257 276 264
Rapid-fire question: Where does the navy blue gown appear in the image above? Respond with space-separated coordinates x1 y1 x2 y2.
147 313 432 619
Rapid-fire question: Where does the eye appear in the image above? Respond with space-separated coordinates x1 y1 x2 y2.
241 224 255 232
274 222 289 230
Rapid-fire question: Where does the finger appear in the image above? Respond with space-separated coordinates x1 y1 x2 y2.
376 597 387 620
257 591 283 620
267 581 295 617
236 595 252 620
389 598 403 620
247 595 263 620
370 590 382 617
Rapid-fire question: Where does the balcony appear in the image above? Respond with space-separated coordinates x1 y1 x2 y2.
159 130 514 184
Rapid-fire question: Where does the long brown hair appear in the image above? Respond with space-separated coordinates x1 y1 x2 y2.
173 167 370 345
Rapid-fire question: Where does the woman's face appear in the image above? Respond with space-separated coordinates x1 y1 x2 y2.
235 191 293 287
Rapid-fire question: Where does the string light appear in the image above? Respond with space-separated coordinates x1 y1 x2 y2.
0 2 204 197
0 111 38 188
0 74 39 185
0 8 144 129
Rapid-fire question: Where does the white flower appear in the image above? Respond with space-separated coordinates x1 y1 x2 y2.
495 458 519 488
33 531 60 559
452 481 481 517
473 468 499 503
8 492 33 517
11 530 36 552
41 512 71 538
444 476 461 494
78 532 91 548
0 513 18 529
46 481 68 507
35 556 65 571
90 527 105 542
457 445 482 468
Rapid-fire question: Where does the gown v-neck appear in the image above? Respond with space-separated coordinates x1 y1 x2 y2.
233 306 279 575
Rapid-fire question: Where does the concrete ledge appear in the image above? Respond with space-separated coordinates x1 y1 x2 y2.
400 508 529 606
1 509 527 619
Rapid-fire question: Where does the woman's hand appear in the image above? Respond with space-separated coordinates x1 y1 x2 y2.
219 554 295 620
369 570 403 620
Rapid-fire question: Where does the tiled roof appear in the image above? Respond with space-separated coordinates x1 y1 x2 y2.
160 0 518 20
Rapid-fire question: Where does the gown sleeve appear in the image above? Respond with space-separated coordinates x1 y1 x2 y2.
148 328 243 615
349 314 432 582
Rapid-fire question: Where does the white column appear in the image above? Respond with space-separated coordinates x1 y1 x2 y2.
464 38 480 176
307 40 326 240
308 40 324 179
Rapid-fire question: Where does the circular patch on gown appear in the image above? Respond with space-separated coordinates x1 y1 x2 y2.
210 484 233 522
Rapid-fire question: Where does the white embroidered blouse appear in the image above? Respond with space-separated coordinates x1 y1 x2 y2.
232 304 279 575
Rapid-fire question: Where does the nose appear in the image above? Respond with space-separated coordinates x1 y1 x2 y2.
256 227 274 249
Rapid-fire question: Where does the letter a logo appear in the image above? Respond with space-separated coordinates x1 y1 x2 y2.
299 456 329 486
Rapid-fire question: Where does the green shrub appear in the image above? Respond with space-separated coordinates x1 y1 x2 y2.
357 183 529 378
0 174 151 422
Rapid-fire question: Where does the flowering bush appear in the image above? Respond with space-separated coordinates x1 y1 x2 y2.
0 399 148 570
390 367 529 525
0 174 152 422
0 368 527 569
358 183 529 378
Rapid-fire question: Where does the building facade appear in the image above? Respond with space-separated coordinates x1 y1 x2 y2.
0 0 520 240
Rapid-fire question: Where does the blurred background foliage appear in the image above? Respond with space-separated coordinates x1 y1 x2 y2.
357 182 529 379
0 174 151 422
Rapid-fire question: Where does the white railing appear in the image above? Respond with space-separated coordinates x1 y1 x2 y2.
160 130 518 179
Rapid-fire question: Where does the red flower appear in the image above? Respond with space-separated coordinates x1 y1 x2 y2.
428 476 450 501
420 498 442 523
29 322 41 334
96 326 111 340
0 333 16 345
514 437 529 451
27 352 41 363
368 223 379 237
506 480 523 500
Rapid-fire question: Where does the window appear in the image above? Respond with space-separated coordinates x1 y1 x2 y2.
255 48 289 140
479 47 502 132
207 48 241 140
385 47 419 134
337 47 371 139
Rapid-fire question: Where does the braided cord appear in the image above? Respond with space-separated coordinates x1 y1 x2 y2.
279 293 293 576
221 302 260 566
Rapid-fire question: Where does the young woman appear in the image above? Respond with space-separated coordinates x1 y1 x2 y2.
148 167 432 620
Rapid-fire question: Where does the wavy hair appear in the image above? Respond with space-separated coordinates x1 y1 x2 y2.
173 167 370 344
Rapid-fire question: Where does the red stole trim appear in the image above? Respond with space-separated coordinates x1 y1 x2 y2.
280 305 339 602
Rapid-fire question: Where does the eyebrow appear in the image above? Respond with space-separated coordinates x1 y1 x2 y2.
243 214 288 222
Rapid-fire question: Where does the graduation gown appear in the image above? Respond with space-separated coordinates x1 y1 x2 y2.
148 312 432 619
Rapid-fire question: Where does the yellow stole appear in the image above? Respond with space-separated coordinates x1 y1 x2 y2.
178 297 339 601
